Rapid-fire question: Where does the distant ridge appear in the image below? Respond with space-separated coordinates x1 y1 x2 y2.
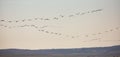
0 45 120 55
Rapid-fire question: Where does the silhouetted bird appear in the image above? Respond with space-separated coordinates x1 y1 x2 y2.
22 20 25 22
15 21 18 22
34 26 38 28
85 35 88 37
92 34 96 35
54 33 58 35
45 31 49 33
35 18 38 20
44 18 50 20
105 31 108 32
28 19 32 21
98 32 102 34
0 20 5 21
69 15 74 17
51 32 54 34
8 21 12 23
53 17 58 20
31 25 35 27
75 12 80 15
110 29 113 31
80 13 85 15
72 36 74 38
59 15 64 18
41 30 45 32
40 18 43 20
4 26 7 27
87 11 90 13
59 33 62 35
116 27 119 30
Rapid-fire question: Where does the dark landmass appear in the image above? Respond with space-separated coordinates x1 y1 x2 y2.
0 45 120 57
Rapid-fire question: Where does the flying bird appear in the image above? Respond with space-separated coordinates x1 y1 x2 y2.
75 12 80 15
105 31 109 32
59 15 64 18
53 17 58 20
15 21 18 22
59 33 62 35
0 20 5 21
92 34 96 35
98 32 102 34
68 15 74 17
44 18 50 20
45 31 49 33
80 13 85 15
28 19 32 21
8 21 12 23
110 29 113 31
72 36 74 38
116 27 119 30
22 20 25 22
34 18 38 20
85 35 89 37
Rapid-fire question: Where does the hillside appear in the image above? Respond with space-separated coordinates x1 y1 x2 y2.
0 45 120 56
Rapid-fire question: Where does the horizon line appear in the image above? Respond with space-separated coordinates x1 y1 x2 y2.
0 45 120 50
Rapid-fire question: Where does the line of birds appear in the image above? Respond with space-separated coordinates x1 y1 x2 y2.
0 24 62 36
0 9 102 23
82 38 120 42
0 24 119 39
0 24 47 29
0 24 120 42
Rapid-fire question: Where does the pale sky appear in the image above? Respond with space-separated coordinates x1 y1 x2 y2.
0 0 120 49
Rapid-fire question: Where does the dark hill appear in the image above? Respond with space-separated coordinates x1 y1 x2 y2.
0 45 120 56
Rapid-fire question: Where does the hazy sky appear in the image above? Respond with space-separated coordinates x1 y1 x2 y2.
0 0 120 49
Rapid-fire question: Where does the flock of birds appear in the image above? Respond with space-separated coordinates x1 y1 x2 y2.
0 9 102 23
0 9 120 42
